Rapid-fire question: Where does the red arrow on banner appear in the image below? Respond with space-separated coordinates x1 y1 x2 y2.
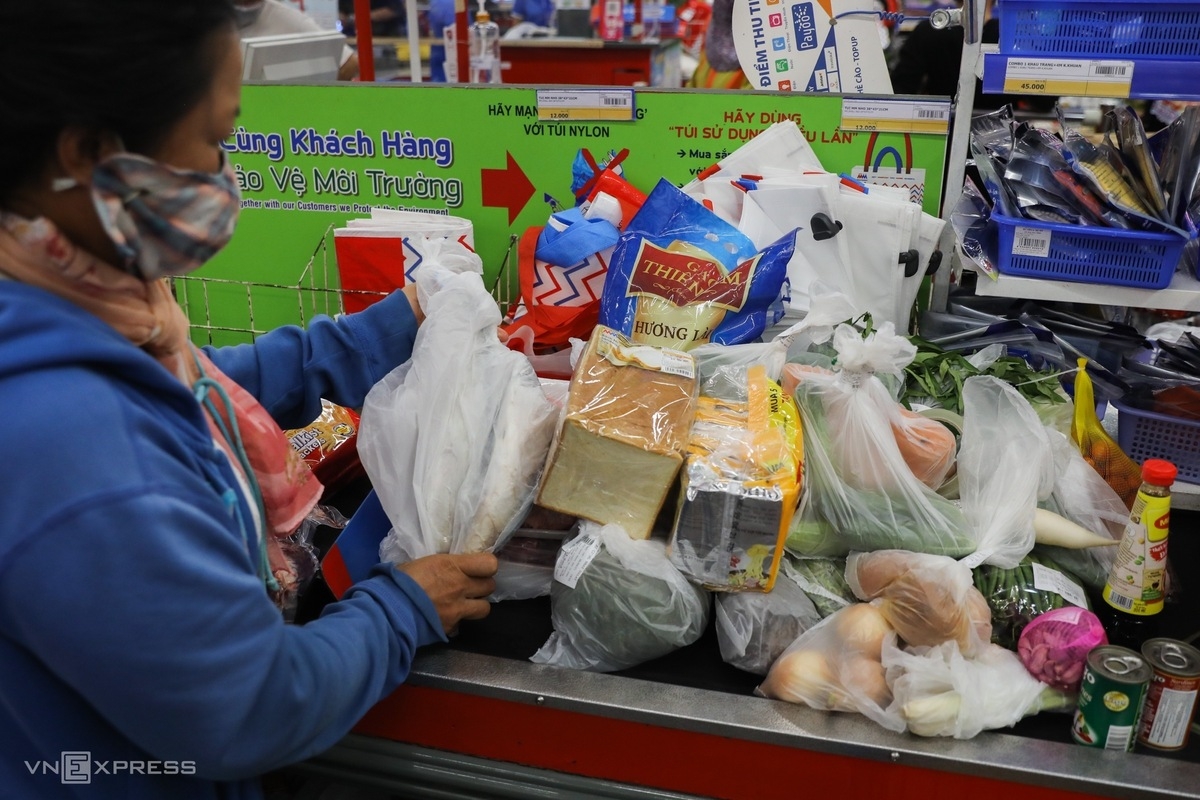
481 152 535 225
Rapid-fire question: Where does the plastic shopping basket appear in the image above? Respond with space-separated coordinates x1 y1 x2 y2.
993 211 1186 289
1113 399 1200 483
997 0 1200 60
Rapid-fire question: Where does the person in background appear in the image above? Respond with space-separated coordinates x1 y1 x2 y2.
511 0 556 28
428 0 456 81
235 0 360 80
0 2 497 798
338 0 405 37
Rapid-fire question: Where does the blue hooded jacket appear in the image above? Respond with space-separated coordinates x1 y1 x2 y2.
0 280 444 799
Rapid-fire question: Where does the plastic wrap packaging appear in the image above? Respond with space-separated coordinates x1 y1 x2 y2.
537 325 698 540
847 550 992 657
785 324 975 558
757 603 905 732
782 557 855 617
531 522 710 672
359 268 559 563
285 400 365 494
599 179 792 351
1018 606 1107 692
669 363 802 591
715 567 821 675
972 551 1091 650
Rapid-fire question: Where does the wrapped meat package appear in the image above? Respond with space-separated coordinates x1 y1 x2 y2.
536 325 698 540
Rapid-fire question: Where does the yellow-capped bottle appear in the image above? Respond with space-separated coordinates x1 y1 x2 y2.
1100 459 1177 650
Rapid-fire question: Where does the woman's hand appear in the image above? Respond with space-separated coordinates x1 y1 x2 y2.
401 283 425 325
397 552 498 635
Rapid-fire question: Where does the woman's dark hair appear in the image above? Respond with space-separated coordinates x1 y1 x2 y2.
0 0 237 203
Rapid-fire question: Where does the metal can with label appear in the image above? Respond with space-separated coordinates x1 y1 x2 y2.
1137 638 1200 751
1072 645 1152 751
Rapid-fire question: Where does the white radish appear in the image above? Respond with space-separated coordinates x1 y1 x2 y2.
1033 508 1118 549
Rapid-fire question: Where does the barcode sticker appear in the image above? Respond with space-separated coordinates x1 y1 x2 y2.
537 89 636 121
1012 226 1051 258
840 98 951 134
1108 592 1135 611
1003 58 1134 97
553 533 601 590
1105 724 1134 751
1032 563 1089 608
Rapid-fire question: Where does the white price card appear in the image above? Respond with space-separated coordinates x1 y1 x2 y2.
537 89 636 122
553 533 602 589
840 98 951 135
1002 58 1134 98
1032 562 1089 609
1012 226 1052 258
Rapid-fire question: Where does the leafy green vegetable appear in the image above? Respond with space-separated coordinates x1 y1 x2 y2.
900 338 1067 416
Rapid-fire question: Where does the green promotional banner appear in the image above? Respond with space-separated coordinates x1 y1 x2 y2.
191 83 946 344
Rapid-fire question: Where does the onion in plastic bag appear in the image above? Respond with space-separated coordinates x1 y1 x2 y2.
1018 606 1107 692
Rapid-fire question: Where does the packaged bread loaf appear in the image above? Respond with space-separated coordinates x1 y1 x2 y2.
536 325 698 539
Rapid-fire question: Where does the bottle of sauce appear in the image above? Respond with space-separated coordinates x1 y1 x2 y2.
1099 459 1177 650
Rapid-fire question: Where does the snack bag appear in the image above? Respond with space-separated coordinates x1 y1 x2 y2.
285 400 364 494
600 179 792 351
1071 358 1142 508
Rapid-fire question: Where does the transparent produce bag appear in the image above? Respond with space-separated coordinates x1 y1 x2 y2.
359 268 559 563
956 376 1055 569
971 551 1091 650
883 637 1073 739
531 523 710 672
757 603 905 733
1035 428 1126 589
715 567 821 675
846 550 993 657
786 324 975 558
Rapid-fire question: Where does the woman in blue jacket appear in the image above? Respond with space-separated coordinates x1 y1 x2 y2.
0 2 497 798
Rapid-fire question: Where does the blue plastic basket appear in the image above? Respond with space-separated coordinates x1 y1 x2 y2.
997 0 1200 59
1113 399 1200 483
993 212 1185 289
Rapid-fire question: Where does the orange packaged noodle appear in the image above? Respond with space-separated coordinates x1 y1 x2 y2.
1071 359 1141 509
286 400 365 493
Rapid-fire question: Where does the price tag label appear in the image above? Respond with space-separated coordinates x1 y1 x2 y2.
537 89 636 121
840 98 951 135
1012 226 1052 258
553 533 601 589
1002 58 1134 98
1032 563 1089 609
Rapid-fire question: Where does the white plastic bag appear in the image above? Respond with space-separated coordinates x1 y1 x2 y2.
786 323 975 557
715 569 821 675
956 376 1055 569
359 267 559 563
756 603 905 732
531 523 710 672
883 637 1068 739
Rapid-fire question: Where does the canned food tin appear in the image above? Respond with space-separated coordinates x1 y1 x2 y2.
1072 645 1152 751
1138 638 1200 751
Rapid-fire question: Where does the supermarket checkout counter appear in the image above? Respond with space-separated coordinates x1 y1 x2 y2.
286 497 1200 800
499 36 682 87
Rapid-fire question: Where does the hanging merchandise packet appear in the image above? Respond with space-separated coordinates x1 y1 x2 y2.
600 178 793 351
